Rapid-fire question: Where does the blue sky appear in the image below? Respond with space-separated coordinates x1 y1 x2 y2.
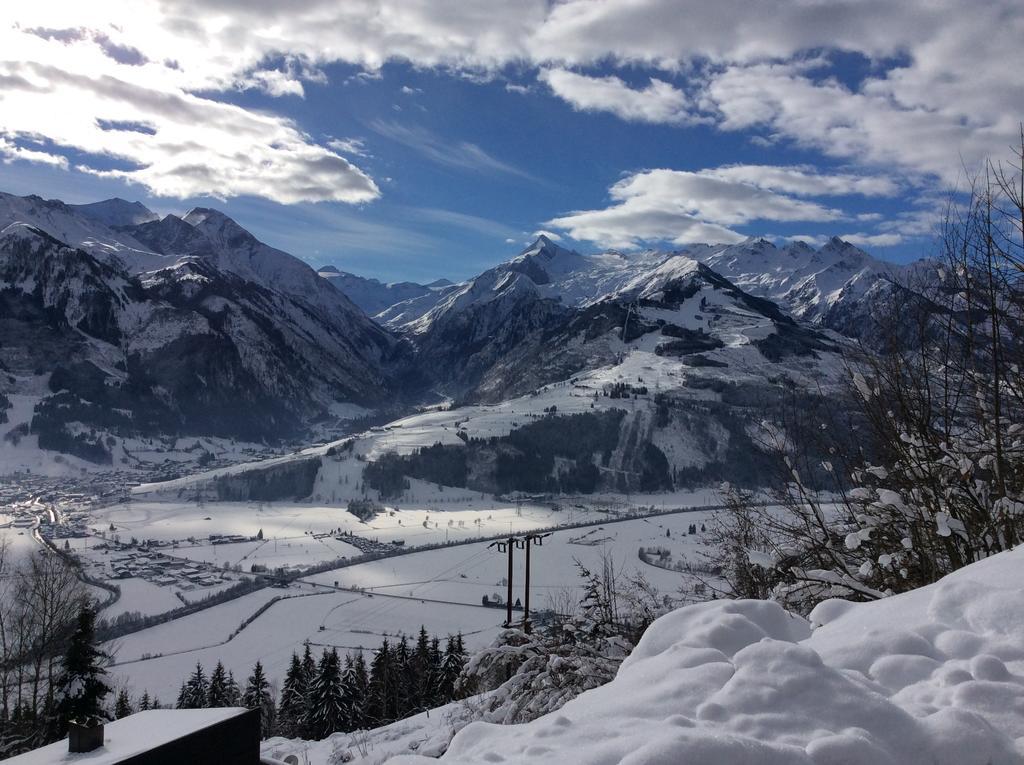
2 2 1020 283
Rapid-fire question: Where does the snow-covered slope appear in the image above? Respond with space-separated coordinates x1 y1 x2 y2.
0 190 169 272
699 236 907 324
403 236 649 337
317 266 456 321
380 235 919 347
0 192 405 461
392 546 1024 765
400 235 841 403
70 197 160 228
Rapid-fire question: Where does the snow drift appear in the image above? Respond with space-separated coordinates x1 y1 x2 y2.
392 547 1024 765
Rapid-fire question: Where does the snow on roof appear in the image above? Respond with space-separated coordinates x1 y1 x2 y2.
7 708 248 765
390 546 1024 765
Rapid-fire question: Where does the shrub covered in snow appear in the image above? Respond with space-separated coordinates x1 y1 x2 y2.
389 545 1024 765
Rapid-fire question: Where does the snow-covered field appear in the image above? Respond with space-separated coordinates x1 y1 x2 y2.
101 579 185 620
107 587 503 703
104 510 717 702
270 545 1024 765
301 510 716 608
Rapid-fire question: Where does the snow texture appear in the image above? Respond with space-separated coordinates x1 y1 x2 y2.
5 708 247 765
386 546 1024 765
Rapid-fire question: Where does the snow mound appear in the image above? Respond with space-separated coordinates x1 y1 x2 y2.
393 547 1024 765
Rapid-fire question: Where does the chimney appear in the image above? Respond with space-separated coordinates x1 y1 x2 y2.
68 719 105 753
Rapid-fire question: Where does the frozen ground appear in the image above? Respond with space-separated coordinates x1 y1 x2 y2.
102 578 185 619
107 586 505 703
301 510 716 609
104 510 717 702
90 491 719 570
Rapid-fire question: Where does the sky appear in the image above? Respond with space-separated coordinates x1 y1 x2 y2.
1 1 1022 283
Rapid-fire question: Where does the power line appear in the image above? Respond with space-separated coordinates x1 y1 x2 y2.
487 532 550 633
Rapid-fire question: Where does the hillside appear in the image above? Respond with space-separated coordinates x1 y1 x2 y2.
0 192 404 468
1 191 918 477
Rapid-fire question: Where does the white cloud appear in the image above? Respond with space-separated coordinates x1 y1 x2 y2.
407 207 519 238
539 69 694 125
839 232 904 247
0 136 69 169
547 165 881 249
783 234 826 247
531 229 562 241
0 22 379 204
705 165 899 197
369 120 534 179
703 55 1021 185
327 137 369 157
2 0 1022 205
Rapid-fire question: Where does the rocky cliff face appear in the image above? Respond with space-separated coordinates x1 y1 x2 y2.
0 194 408 462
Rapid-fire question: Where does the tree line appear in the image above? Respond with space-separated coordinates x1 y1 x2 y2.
165 628 467 740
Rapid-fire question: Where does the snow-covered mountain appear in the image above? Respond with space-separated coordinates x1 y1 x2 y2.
0 192 405 463
0 190 923 470
370 234 920 345
386 236 842 403
317 266 457 323
697 236 910 324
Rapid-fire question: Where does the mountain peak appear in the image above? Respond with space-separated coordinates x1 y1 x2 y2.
822 235 856 251
71 197 159 228
182 207 224 227
521 234 566 258
318 264 341 274
182 207 258 249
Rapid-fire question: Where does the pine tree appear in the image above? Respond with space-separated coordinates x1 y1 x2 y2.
300 642 316 687
175 683 188 710
393 636 412 718
113 690 133 719
440 634 467 701
339 654 356 732
55 604 112 730
207 662 232 707
226 671 241 706
367 639 392 725
410 627 434 712
427 635 442 707
181 664 209 709
277 653 307 739
349 652 370 730
139 692 151 711
242 661 276 738
305 649 344 740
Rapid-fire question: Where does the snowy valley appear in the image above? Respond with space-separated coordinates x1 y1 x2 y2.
1 186 1021 765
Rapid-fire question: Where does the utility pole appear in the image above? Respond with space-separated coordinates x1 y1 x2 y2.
488 537 516 627
521 533 550 634
489 533 550 633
